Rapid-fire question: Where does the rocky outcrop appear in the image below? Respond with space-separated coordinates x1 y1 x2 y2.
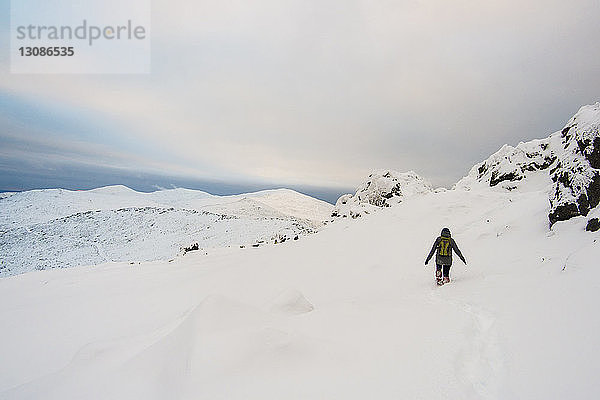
586 218 600 232
457 102 600 227
332 170 432 218
456 138 557 190
548 103 600 225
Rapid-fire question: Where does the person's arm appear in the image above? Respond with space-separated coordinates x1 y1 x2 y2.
425 237 440 265
451 239 466 264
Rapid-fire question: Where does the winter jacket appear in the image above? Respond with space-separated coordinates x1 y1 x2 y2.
425 235 466 266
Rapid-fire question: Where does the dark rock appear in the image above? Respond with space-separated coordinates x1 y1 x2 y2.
553 172 600 225
549 203 580 226
527 155 556 171
556 171 570 187
578 193 590 216
588 137 600 169
586 218 600 232
549 161 561 177
477 163 488 177
182 242 199 255
577 139 588 155
587 173 600 209
490 171 522 187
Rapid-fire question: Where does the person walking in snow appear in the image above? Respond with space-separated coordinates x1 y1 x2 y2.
425 227 466 285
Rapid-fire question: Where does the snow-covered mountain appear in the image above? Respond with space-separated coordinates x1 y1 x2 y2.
0 186 332 277
457 102 600 227
332 170 433 218
1 104 599 399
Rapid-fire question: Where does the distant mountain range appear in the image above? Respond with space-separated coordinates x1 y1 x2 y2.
0 186 332 277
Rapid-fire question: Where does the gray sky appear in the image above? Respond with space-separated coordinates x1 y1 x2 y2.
1 0 599 195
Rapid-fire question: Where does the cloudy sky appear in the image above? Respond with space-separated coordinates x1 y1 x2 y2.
1 0 599 200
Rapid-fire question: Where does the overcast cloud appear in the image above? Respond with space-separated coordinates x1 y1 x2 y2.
1 0 599 194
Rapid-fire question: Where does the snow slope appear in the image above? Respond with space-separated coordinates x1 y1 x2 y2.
1 179 598 399
0 186 332 277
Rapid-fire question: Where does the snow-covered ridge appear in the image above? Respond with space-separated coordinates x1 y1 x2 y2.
0 186 331 227
0 186 332 277
456 102 600 226
332 170 433 218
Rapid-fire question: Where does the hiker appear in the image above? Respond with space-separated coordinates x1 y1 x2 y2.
425 227 466 285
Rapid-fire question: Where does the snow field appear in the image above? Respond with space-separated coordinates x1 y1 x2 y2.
1 181 598 399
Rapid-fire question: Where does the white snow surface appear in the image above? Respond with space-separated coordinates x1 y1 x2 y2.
0 186 332 277
1 180 599 399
